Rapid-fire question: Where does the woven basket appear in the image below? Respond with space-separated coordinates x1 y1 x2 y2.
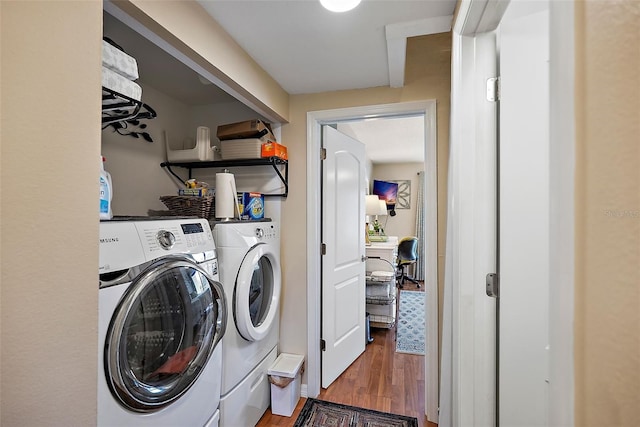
160 195 214 219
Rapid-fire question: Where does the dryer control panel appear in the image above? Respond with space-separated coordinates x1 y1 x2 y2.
210 220 279 248
255 223 278 241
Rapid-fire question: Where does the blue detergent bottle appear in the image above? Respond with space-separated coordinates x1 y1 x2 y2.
99 156 113 220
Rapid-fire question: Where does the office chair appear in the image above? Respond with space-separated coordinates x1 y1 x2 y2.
396 237 420 288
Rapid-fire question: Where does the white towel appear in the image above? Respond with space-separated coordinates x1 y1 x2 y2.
102 66 142 102
102 40 139 81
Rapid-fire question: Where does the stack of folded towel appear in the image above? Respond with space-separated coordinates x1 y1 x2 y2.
102 38 141 102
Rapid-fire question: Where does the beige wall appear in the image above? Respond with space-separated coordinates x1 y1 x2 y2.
1 1 102 425
279 33 451 381
574 1 640 425
371 162 424 240
3 1 638 423
1 1 288 424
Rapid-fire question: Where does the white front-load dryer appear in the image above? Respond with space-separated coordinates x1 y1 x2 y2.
98 218 227 427
210 220 281 427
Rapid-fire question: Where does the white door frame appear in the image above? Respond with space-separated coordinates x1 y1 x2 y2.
306 100 439 422
450 0 575 425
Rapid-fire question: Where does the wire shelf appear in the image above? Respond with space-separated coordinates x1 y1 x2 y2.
369 314 395 329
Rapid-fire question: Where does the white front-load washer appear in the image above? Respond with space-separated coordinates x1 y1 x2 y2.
98 218 227 427
210 220 281 427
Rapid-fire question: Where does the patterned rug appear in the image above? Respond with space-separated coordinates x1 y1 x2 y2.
293 398 418 427
396 290 425 355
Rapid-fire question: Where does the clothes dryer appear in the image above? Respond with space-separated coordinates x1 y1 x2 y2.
98 218 226 427
210 220 281 427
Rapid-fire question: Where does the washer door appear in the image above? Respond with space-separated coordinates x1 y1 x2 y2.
234 243 281 341
104 257 226 412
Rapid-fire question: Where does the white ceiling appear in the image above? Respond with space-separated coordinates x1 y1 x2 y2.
104 1 455 163
197 0 456 94
338 116 425 164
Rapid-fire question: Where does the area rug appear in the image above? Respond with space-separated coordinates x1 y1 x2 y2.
396 290 425 355
293 398 418 427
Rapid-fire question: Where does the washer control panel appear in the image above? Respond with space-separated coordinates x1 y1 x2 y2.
137 219 216 257
156 230 176 250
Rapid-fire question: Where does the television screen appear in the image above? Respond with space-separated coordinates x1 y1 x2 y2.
372 180 398 211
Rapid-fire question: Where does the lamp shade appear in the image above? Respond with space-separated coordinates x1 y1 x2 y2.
319 0 361 12
377 199 388 216
365 195 382 216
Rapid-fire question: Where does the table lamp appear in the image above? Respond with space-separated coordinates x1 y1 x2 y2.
374 199 388 235
365 195 388 242
365 195 382 244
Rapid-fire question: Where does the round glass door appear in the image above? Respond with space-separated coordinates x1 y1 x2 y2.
104 257 226 412
234 243 281 341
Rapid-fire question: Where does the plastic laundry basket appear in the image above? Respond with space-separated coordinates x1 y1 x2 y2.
267 353 305 417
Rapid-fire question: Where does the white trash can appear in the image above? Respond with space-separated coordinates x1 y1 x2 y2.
267 353 305 417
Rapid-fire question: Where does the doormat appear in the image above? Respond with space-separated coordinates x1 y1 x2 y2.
293 398 418 427
396 290 425 355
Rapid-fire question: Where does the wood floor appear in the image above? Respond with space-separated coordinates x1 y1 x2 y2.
257 281 437 427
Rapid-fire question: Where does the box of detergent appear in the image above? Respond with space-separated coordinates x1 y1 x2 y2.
237 192 265 220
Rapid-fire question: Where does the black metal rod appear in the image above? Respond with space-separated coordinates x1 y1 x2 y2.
160 158 288 198
162 163 187 185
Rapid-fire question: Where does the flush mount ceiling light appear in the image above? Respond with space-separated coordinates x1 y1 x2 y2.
319 0 362 13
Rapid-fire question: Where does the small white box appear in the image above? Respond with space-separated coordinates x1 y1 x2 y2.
166 127 215 162
268 353 304 417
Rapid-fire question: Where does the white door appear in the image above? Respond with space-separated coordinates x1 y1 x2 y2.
321 125 367 388
498 0 550 424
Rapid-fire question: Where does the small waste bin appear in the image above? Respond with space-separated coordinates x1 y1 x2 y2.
268 353 305 417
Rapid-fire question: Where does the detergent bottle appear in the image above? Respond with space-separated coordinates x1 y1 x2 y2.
99 156 113 220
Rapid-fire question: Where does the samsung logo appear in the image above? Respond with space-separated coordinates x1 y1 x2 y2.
100 237 119 244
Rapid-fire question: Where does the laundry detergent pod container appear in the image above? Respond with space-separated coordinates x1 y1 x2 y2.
268 353 305 417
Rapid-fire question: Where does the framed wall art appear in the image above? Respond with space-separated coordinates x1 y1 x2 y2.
389 180 411 209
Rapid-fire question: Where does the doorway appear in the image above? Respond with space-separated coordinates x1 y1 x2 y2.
306 100 439 423
444 0 575 424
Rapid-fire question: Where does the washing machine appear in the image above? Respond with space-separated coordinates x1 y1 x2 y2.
98 218 227 427
210 220 281 427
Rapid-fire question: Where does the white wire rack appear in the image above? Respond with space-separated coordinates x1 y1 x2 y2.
365 256 397 329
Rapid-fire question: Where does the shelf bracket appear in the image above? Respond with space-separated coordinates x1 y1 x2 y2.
267 157 288 198
162 163 189 184
160 157 288 198
102 87 157 126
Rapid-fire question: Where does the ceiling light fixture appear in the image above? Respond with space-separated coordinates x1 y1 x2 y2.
319 0 361 13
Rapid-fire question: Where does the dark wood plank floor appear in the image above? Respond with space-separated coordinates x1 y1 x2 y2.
257 281 437 427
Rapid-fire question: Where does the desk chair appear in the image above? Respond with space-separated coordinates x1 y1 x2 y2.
397 237 419 288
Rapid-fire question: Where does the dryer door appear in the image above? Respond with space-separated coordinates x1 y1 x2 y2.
104 257 226 412
234 243 281 341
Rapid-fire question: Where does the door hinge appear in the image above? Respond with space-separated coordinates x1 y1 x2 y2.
486 273 499 298
487 77 500 102
321 148 326 160
321 243 326 255
320 339 326 351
